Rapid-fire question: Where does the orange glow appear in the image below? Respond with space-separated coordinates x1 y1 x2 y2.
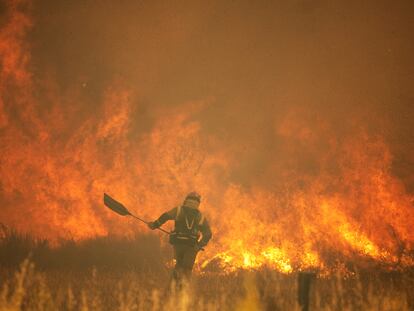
0 1 413 274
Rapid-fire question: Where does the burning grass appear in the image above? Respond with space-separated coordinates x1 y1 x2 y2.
1 2 414 309
1 0 414 280
0 229 413 311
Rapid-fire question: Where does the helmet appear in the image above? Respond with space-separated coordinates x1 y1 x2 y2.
183 191 201 209
186 191 201 202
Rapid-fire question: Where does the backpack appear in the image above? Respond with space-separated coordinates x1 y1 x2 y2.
169 206 205 246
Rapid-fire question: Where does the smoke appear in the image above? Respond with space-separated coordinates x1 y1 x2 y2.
0 0 413 271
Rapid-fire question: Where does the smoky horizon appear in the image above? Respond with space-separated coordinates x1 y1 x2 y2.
0 0 413 272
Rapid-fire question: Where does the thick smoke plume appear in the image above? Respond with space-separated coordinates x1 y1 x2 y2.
1 0 413 272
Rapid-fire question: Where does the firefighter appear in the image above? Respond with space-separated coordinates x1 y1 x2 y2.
147 192 212 281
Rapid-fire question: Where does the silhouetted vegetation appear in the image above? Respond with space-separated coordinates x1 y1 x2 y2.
0 227 413 310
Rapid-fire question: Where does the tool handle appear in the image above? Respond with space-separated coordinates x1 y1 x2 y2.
130 214 170 235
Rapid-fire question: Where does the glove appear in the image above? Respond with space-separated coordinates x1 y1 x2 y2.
147 221 158 230
195 243 205 251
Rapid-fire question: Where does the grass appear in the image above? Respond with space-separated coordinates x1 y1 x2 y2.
0 227 413 310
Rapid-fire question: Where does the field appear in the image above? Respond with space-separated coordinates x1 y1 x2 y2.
0 228 413 311
1 1 414 310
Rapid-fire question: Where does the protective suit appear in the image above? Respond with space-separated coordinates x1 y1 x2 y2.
148 192 212 281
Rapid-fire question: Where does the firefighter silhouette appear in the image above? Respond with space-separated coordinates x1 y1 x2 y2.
148 192 212 282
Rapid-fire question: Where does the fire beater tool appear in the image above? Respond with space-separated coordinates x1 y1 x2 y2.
103 193 170 235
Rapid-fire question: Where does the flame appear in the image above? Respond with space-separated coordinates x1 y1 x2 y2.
0 1 413 274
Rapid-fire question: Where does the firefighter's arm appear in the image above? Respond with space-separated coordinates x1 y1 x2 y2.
148 207 177 230
198 218 212 248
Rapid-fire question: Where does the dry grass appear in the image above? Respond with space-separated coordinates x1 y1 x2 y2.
0 228 413 310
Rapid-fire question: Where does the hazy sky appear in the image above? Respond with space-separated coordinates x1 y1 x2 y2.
27 0 414 188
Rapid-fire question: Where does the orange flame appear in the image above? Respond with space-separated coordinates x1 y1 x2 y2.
0 1 413 274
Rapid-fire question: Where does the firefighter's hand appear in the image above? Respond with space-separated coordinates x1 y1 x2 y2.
147 221 158 230
195 243 205 252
